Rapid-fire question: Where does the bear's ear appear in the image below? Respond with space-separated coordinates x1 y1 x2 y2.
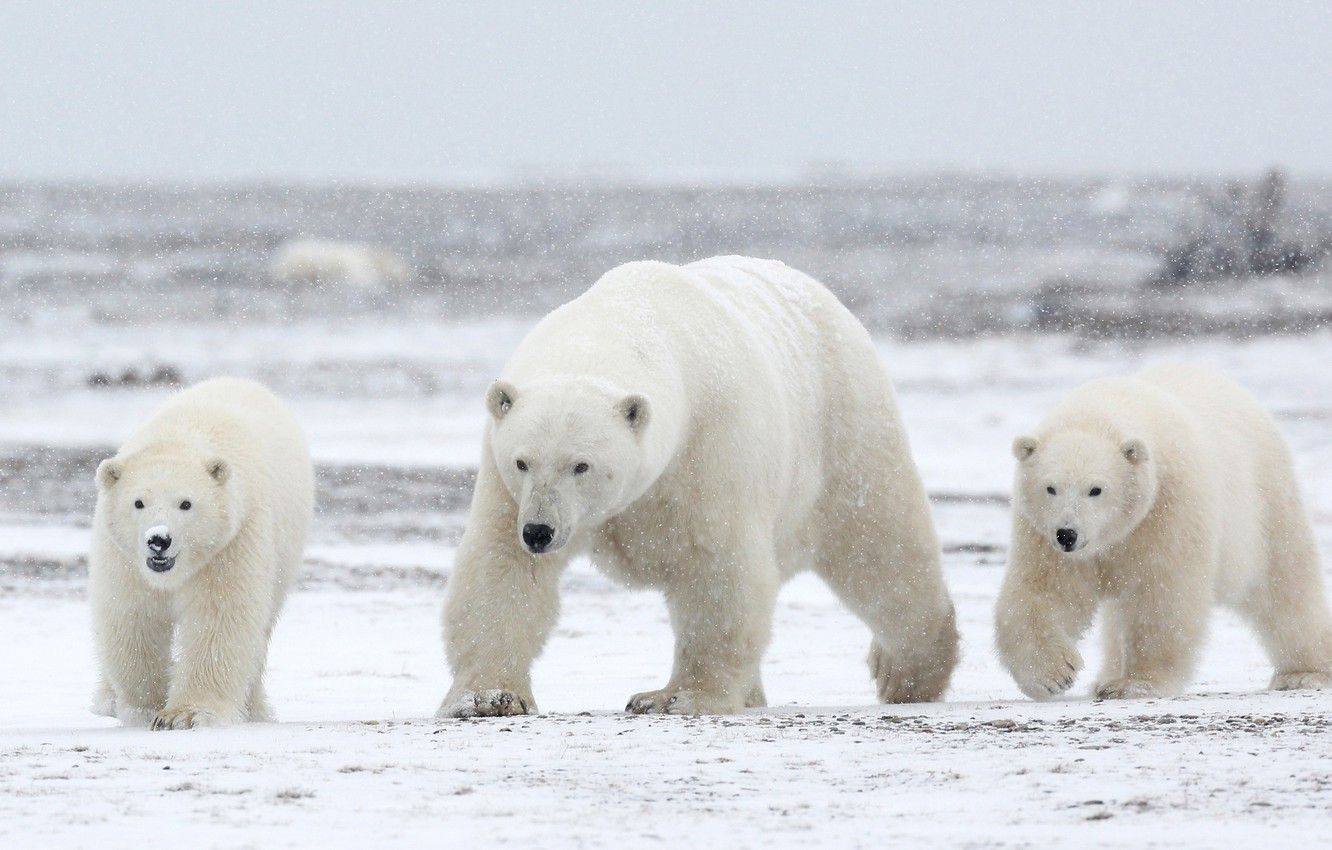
206 458 230 484
1121 438 1149 465
618 394 650 434
486 380 518 421
96 458 123 490
1012 436 1038 461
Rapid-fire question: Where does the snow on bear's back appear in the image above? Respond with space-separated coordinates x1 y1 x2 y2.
511 257 834 385
685 254 833 374
684 256 823 335
124 379 311 499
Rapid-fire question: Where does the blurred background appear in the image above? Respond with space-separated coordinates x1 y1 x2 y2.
1 1 1329 585
5 1 1332 328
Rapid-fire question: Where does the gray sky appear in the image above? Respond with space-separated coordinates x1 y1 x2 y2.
2 1 1329 182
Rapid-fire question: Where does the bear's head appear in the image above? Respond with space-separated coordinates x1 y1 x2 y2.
1011 429 1157 558
95 446 245 586
485 378 652 555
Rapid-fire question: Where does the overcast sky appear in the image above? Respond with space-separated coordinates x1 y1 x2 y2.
2 1 1328 182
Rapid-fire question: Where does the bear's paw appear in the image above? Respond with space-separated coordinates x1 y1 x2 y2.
1270 670 1332 691
437 689 534 719
151 703 237 730
1093 677 1159 700
625 688 740 716
1012 642 1083 701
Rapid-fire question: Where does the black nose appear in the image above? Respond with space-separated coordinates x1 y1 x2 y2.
1055 528 1078 551
147 533 172 554
522 523 555 553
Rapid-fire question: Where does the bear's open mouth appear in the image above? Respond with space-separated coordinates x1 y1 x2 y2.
146 555 176 572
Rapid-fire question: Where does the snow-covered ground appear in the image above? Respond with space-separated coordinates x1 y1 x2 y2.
6 574 1332 848
2 325 1331 847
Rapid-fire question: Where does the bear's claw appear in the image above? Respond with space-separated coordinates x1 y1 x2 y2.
625 688 739 715
151 705 227 730
626 693 678 713
438 689 533 719
1093 677 1159 700
1013 644 1083 701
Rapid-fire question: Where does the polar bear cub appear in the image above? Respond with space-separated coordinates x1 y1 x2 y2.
90 378 314 728
439 256 959 717
996 363 1332 700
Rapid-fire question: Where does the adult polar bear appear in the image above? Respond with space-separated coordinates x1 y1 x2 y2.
997 364 1332 700
440 256 958 717
91 378 314 728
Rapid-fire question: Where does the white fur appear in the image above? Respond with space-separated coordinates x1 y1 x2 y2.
90 378 314 729
997 363 1332 700
439 256 958 717
269 238 409 289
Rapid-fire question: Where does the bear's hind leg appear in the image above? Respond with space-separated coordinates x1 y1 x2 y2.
862 602 958 703
1242 513 1332 691
816 528 959 704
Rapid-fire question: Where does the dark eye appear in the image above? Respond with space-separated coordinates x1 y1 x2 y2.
133 499 144 509
573 462 590 475
1088 487 1102 497
179 500 192 511
515 459 528 472
1046 486 1056 496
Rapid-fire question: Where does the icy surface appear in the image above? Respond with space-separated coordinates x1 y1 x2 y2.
4 577 1332 848
1 329 1330 847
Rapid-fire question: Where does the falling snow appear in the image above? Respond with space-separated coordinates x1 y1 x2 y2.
1 178 1330 847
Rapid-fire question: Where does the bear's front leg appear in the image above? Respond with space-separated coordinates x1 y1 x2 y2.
995 528 1098 700
1095 568 1209 700
154 551 272 730
90 551 173 726
438 550 564 717
438 461 567 718
439 547 564 718
627 536 779 715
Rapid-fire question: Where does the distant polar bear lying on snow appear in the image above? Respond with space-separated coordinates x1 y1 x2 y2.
270 238 410 289
439 256 959 716
997 363 1332 700
91 378 314 729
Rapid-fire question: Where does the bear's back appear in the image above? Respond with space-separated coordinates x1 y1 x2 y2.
138 379 296 453
1135 363 1269 426
1135 361 1293 492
